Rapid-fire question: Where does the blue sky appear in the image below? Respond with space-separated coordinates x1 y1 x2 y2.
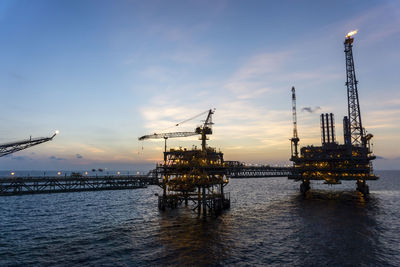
0 0 399 171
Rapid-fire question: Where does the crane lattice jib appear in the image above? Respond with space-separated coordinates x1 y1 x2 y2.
344 37 364 146
138 109 215 152
0 134 56 157
138 132 198 140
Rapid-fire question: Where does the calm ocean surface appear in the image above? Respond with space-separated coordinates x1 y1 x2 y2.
0 170 399 266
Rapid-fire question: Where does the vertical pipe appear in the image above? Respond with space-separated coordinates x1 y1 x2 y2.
330 113 335 143
343 116 351 145
321 114 326 144
325 113 330 143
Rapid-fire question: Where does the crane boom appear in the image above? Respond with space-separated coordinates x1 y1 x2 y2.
0 133 57 157
138 131 198 141
139 108 215 152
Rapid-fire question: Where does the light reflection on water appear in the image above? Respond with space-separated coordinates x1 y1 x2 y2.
0 171 399 266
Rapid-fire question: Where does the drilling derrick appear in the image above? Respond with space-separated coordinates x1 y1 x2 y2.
139 109 230 217
289 31 378 195
344 31 364 146
290 86 299 160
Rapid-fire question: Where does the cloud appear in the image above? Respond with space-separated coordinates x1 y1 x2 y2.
138 47 330 163
364 109 400 130
140 66 176 83
308 3 400 53
224 52 291 98
139 91 298 163
302 106 321 113
76 154 83 159
49 156 65 160
12 156 30 161
80 144 106 154
169 46 212 64
137 5 400 162
342 4 400 45
9 71 28 82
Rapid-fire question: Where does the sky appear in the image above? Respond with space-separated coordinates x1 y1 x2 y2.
0 0 399 171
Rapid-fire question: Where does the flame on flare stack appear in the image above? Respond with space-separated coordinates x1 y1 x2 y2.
346 29 358 38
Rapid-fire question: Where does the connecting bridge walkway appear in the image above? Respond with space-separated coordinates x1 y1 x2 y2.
0 166 296 196
226 164 294 178
0 175 158 196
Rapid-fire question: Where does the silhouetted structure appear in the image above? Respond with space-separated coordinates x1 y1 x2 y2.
0 132 57 157
289 31 378 195
140 109 230 217
290 86 300 160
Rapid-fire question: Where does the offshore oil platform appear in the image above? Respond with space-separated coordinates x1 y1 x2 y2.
289 30 378 195
139 109 230 217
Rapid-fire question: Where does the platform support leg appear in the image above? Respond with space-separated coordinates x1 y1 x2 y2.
356 179 369 195
300 179 310 195
158 196 166 210
158 180 167 210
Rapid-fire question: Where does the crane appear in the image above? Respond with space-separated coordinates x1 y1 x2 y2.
138 109 215 152
290 86 299 160
0 131 58 157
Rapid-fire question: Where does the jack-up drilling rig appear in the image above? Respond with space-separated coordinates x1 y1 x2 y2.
139 109 230 217
289 30 378 195
0 131 58 157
